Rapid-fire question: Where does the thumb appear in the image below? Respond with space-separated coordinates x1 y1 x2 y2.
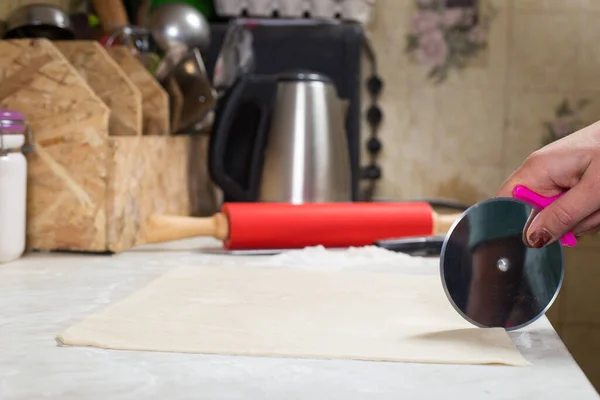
525 181 595 248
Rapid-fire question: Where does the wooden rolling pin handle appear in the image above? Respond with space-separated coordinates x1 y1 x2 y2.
142 213 229 245
433 212 462 236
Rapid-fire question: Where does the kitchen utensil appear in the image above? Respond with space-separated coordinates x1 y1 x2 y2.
403 198 469 211
212 21 255 95
148 2 211 52
375 197 469 211
158 47 216 133
141 202 461 250
209 70 351 203
91 0 130 35
104 25 150 52
374 236 445 257
440 185 573 331
3 4 75 40
103 25 160 72
154 44 188 80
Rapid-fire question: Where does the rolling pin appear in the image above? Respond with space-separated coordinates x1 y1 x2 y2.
142 202 461 250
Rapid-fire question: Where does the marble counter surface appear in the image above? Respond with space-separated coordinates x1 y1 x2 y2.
0 238 597 400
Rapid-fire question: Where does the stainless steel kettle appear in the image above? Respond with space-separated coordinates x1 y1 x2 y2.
209 70 351 203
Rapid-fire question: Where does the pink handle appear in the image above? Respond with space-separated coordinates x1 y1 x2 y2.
512 185 577 247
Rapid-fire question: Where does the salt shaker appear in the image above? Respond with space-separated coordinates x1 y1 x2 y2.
0 110 32 263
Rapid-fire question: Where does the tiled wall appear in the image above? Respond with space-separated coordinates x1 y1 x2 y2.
364 0 600 389
362 0 600 203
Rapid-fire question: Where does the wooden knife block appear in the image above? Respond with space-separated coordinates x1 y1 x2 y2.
0 39 194 253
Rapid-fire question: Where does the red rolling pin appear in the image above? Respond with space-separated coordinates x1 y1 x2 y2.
142 202 461 250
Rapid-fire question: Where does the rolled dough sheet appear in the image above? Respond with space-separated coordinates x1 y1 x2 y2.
57 265 529 366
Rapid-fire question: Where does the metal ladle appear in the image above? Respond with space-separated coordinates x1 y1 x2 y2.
147 3 212 87
147 3 214 133
147 3 211 54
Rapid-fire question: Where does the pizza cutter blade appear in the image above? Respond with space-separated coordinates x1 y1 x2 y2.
440 186 573 331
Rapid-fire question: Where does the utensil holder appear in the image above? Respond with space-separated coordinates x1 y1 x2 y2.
0 38 193 253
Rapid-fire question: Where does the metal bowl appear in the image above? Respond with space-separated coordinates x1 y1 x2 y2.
148 3 210 52
3 3 75 40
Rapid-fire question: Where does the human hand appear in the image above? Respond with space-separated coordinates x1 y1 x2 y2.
497 120 600 248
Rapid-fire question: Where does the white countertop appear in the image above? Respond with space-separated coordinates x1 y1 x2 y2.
0 238 597 400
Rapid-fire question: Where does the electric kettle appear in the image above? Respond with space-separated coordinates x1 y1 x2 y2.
209 70 351 203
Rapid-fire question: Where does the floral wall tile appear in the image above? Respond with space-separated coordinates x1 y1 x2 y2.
435 0 508 89
508 12 578 90
503 90 598 175
366 0 600 202
577 13 600 91
580 0 600 11
542 99 590 146
365 0 412 74
411 155 503 204
515 0 583 12
435 86 504 166
504 90 566 172
405 0 496 83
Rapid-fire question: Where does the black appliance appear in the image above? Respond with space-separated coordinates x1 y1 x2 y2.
203 21 363 201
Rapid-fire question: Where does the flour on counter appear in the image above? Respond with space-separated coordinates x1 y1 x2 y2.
249 245 438 274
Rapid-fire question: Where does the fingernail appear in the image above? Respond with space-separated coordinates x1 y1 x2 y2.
523 210 538 244
528 229 552 248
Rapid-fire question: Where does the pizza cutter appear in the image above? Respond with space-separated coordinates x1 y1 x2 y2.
440 185 576 331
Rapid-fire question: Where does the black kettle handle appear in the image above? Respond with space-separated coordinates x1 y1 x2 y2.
209 74 277 201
